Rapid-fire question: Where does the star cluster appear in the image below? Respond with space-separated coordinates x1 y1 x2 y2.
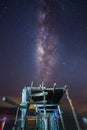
36 0 56 84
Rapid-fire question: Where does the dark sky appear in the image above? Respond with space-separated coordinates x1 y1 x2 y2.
0 0 87 113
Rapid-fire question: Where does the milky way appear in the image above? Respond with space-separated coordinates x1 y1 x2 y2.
37 0 57 85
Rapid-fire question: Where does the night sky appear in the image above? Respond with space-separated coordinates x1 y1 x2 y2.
0 0 87 114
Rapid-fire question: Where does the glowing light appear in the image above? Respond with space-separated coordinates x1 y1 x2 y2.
0 117 7 130
37 0 56 84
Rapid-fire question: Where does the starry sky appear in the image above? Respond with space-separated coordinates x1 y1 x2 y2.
0 0 87 113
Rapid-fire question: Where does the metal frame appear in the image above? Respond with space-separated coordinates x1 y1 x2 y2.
2 82 81 130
